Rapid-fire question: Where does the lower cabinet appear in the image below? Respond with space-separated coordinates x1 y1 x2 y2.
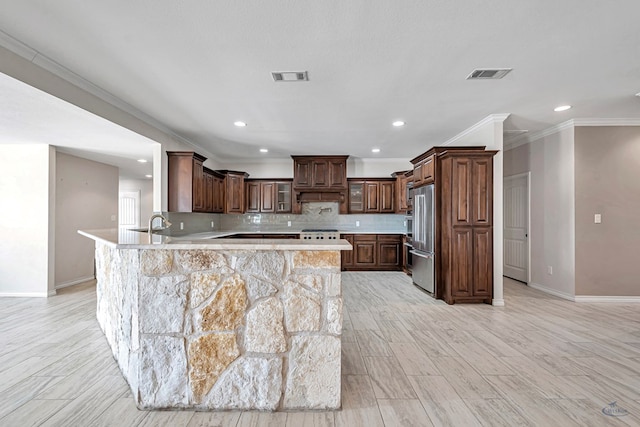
341 234 402 271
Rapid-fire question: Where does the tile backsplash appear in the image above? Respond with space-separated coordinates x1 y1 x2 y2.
165 202 406 235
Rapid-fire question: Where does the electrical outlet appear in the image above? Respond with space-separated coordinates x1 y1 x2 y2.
356 220 360 227
547 266 553 275
211 221 215 228
110 214 116 221
180 222 184 230
287 221 291 227
594 213 602 224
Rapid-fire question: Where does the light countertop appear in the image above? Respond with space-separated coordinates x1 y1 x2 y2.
78 229 352 250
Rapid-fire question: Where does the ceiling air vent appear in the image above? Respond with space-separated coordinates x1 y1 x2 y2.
271 71 309 82
466 68 512 80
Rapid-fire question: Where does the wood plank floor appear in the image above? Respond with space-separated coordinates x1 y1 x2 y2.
1 273 639 426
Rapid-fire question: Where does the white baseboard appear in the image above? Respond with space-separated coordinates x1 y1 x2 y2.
574 295 640 303
492 298 505 307
528 282 575 301
56 275 95 290
0 290 55 298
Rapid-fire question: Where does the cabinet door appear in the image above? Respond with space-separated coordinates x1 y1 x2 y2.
354 235 377 267
349 182 364 213
204 172 214 212
472 227 492 296
451 158 472 226
364 182 379 212
450 228 473 297
260 182 275 212
312 159 329 188
413 162 423 186
378 235 401 269
423 155 435 184
192 158 205 212
328 159 346 189
380 181 395 213
214 176 225 213
245 181 261 212
472 157 493 226
293 159 312 188
276 182 292 213
225 174 245 213
341 234 354 270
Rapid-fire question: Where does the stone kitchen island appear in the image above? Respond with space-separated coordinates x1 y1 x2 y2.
78 229 351 411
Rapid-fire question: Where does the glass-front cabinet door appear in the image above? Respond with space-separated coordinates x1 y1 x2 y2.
349 182 364 213
276 182 292 213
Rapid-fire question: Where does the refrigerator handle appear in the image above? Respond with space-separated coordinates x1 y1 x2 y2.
410 250 432 259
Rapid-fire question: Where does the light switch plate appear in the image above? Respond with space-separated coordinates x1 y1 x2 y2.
594 214 602 224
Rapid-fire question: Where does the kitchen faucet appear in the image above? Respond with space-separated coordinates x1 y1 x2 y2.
148 213 172 234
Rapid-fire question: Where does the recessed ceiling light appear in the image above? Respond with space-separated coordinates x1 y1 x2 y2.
260 148 268 153
392 121 405 127
372 148 381 153
635 92 640 97
554 105 572 112
137 159 147 163
234 121 247 127
145 174 152 178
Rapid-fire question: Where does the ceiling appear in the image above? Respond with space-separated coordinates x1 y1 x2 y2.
1 1 640 171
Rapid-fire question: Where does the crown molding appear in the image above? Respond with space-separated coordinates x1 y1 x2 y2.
442 113 511 147
507 118 640 150
0 30 205 154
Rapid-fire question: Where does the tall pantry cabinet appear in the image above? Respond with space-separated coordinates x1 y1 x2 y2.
412 147 497 304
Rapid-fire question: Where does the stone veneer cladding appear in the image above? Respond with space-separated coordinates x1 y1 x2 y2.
94 242 342 410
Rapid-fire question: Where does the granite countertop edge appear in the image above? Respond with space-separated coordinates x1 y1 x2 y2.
78 229 354 250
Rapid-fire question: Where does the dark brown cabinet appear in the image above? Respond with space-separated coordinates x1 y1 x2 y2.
216 170 249 214
168 151 217 213
292 155 349 213
393 170 413 213
167 151 228 213
341 234 355 269
245 180 292 213
348 178 395 213
292 156 348 190
411 147 496 304
412 154 435 187
341 234 402 271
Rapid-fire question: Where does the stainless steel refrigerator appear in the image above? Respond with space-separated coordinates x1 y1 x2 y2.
411 184 435 293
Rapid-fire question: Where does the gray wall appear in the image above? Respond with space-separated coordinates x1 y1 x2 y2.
574 126 640 296
504 143 530 177
55 152 119 288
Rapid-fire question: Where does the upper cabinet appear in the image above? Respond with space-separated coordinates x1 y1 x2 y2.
392 170 413 213
292 155 349 213
217 170 249 214
167 151 230 213
292 155 348 190
168 151 210 213
246 180 292 213
348 178 395 213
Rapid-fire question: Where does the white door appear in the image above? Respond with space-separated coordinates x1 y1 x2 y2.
503 173 529 283
119 191 140 229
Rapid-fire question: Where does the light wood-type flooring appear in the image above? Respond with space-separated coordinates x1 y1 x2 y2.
1 272 640 426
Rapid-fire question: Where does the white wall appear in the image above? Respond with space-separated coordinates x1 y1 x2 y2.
222 157 413 179
529 127 576 298
0 145 55 296
119 177 154 225
55 152 119 288
444 114 507 306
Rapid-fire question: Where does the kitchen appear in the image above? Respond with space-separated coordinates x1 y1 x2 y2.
2 2 640 425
